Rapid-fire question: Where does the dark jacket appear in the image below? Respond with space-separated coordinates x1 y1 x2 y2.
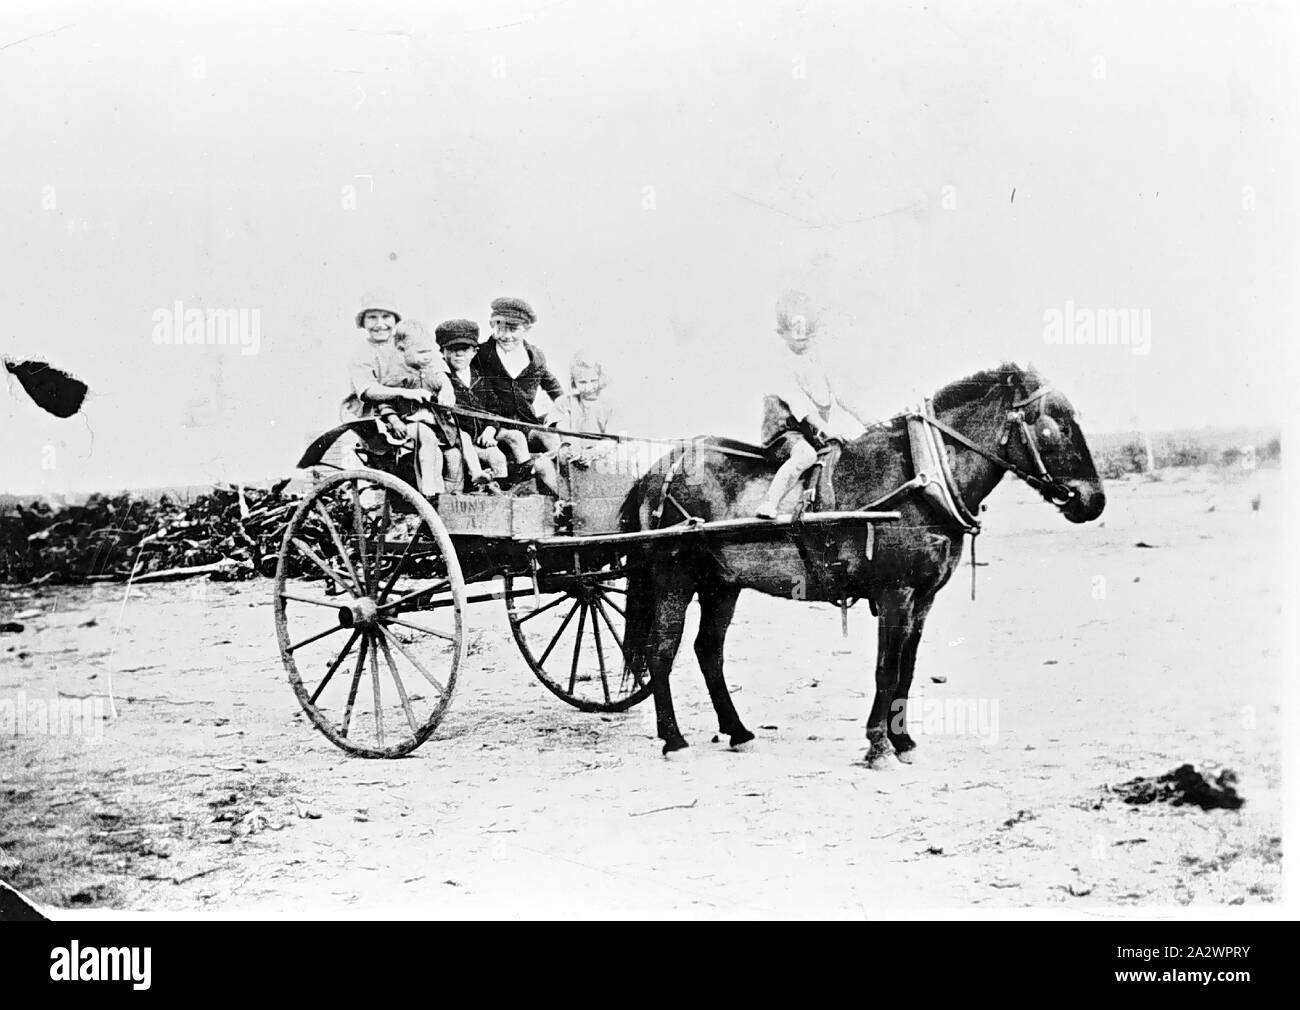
446 364 493 438
473 338 565 428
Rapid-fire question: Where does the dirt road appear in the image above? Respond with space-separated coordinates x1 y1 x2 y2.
0 466 1282 916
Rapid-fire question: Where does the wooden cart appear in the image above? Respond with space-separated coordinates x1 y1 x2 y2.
273 424 899 757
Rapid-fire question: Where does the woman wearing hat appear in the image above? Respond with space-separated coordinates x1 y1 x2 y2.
339 290 439 475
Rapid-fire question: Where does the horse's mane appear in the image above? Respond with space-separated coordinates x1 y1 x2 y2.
931 362 1040 414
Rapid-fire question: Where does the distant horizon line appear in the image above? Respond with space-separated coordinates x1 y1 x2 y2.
0 421 1281 502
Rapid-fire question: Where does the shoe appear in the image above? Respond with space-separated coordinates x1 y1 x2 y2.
472 475 505 496
755 501 779 520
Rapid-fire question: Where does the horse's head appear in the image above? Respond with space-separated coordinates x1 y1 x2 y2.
996 364 1106 523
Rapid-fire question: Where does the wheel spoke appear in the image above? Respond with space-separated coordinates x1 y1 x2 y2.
385 616 457 643
341 635 369 739
369 498 390 596
599 593 626 617
598 585 628 596
288 621 346 654
376 625 448 698
291 537 356 595
591 595 624 652
538 599 582 666
368 631 384 748
375 631 421 736
590 601 611 704
314 503 365 593
377 525 424 603
280 591 342 609
594 596 643 690
352 480 372 595
511 593 568 624
568 602 588 695
377 580 452 616
310 629 362 704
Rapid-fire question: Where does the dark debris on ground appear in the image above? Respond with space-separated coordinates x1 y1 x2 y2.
0 481 334 585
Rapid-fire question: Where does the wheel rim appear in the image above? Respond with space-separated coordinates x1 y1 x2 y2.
273 470 466 757
505 564 651 712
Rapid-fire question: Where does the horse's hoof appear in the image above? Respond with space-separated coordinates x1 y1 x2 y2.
890 734 918 756
894 749 914 765
729 728 756 750
864 739 897 770
661 738 689 758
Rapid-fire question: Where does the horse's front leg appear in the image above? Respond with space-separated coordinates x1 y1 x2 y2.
888 594 934 763
865 586 915 769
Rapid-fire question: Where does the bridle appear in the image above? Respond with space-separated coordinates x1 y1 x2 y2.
922 384 1080 512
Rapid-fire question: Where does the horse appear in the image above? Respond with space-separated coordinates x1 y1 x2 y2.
618 363 1106 766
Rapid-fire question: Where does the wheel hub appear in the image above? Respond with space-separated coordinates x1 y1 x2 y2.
338 597 380 629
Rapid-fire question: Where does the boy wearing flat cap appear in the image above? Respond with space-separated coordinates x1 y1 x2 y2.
437 319 508 487
473 296 565 495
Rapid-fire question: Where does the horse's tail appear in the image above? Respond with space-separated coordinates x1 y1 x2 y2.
618 469 657 683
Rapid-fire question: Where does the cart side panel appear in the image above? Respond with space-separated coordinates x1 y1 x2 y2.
438 493 556 540
565 467 639 535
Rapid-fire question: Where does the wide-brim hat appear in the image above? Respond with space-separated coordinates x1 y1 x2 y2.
356 290 402 328
436 319 480 350
489 296 536 326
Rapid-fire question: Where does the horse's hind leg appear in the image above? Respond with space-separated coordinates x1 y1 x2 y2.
647 561 694 755
694 582 752 748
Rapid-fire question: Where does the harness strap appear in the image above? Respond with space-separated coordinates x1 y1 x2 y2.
922 413 1072 504
923 397 981 532
432 403 768 460
650 451 687 528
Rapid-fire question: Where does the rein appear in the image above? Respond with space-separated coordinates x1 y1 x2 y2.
921 385 1078 509
431 403 769 461
848 382 1077 601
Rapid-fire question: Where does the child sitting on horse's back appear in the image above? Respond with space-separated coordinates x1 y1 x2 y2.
756 291 872 519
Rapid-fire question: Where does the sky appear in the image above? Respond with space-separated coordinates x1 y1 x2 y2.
1 0 1297 493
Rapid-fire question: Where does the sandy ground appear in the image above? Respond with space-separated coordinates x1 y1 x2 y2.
0 465 1283 917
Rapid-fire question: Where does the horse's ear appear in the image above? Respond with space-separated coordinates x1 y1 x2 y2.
1000 364 1026 404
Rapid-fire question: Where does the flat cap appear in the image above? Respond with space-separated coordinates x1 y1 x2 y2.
489 296 536 325
435 319 480 349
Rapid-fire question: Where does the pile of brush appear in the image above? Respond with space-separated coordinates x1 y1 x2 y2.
0 481 329 585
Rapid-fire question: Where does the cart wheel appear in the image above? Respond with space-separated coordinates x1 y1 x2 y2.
504 564 651 712
273 469 467 757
